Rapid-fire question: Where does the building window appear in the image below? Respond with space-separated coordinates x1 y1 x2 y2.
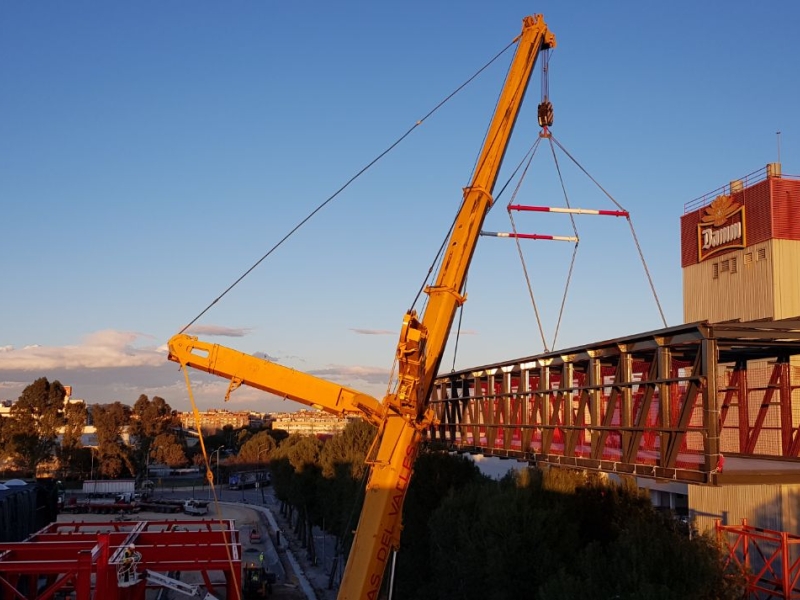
730 257 738 274
721 259 729 273
744 252 753 265
712 263 719 279
757 248 767 261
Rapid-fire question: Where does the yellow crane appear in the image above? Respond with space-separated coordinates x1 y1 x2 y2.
168 14 555 600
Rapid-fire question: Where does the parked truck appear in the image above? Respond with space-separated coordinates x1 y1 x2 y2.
82 479 136 497
183 499 208 516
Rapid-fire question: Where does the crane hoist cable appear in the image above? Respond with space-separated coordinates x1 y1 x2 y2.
506 137 552 351
177 40 520 336
177 364 242 600
504 132 582 352
444 133 552 370
548 135 668 328
502 134 669 352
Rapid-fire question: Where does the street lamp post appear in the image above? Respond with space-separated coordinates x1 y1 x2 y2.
209 446 224 500
257 447 270 504
89 447 98 496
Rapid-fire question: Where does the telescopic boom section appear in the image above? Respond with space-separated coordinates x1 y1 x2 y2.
167 15 554 600
167 335 384 426
338 15 555 600
418 15 556 395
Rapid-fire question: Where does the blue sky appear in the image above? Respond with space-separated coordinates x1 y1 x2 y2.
2 1 798 413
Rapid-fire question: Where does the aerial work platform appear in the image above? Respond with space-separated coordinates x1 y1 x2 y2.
0 519 241 600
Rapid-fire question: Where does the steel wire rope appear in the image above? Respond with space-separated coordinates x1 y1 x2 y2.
178 362 242 600
169 44 523 585
414 45 548 375
506 136 550 351
549 135 668 327
545 135 581 349
443 130 551 371
178 39 520 336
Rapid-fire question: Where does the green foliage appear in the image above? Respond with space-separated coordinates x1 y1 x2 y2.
233 430 276 465
416 467 744 600
8 377 67 475
318 419 375 480
128 395 182 474
58 401 88 477
151 432 188 467
92 402 133 478
393 452 486 599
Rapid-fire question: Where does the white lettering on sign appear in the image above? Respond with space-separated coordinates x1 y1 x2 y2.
701 221 742 251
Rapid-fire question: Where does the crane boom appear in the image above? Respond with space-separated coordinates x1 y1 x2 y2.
167 14 555 600
167 334 384 427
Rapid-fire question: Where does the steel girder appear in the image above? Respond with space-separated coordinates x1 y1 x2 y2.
716 518 800 599
427 320 800 484
0 519 241 600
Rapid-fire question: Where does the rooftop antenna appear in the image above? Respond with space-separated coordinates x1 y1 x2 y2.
777 130 782 163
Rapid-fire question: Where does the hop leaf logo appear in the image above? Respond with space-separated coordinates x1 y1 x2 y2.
700 195 740 227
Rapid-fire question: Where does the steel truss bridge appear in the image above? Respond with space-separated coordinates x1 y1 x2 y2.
427 319 800 484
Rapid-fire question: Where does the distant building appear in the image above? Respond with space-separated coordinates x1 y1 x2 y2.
650 163 800 534
178 409 266 434
271 410 356 436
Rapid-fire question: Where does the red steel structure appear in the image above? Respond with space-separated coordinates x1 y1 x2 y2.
0 519 241 600
716 519 800 599
428 319 800 484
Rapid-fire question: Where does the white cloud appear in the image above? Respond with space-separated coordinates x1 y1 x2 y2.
0 329 390 413
0 330 164 370
0 346 13 353
350 328 395 335
185 325 253 337
308 364 391 388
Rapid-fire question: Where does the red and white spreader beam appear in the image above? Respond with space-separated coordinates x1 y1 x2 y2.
507 204 629 218
480 231 578 242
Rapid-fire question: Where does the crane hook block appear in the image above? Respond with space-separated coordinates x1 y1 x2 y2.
537 100 554 128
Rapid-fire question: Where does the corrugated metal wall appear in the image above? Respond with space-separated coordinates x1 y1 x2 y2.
773 238 800 319
689 483 800 534
771 178 800 240
683 242 775 323
683 237 800 324
0 486 37 542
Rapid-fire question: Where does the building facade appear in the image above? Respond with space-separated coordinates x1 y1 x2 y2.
648 163 800 534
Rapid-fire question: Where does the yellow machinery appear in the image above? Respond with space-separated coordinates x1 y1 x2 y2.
168 14 555 600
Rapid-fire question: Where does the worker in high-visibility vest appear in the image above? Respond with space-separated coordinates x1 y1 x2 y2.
122 545 136 582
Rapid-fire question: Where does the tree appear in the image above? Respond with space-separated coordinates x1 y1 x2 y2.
417 468 744 600
393 452 486 600
58 401 88 478
0 415 11 474
129 395 179 474
318 419 375 481
234 431 277 466
151 432 188 468
92 402 133 478
7 378 66 475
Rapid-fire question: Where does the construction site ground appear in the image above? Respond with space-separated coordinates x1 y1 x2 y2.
57 485 339 600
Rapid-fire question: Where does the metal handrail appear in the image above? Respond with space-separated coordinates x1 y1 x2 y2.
683 166 798 214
